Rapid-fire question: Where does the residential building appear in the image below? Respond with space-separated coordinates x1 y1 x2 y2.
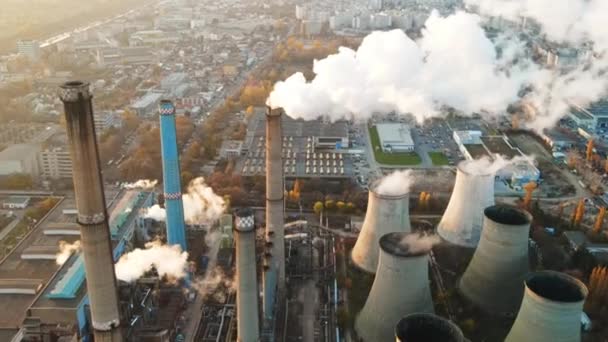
17 40 41 61
39 147 73 180
0 144 41 178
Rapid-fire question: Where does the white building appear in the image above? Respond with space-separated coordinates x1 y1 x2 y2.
376 123 414 153
0 144 41 178
39 147 73 179
17 40 41 61
2 196 30 209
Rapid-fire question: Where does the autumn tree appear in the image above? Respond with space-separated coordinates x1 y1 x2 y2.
313 201 324 215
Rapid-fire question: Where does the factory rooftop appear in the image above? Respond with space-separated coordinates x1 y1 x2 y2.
0 189 153 339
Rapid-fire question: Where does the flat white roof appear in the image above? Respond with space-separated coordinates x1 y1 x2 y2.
376 123 414 147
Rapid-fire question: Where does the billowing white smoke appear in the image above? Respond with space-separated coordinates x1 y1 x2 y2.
460 155 534 175
143 177 225 224
115 241 189 282
191 267 235 303
400 233 441 254
122 179 158 189
268 11 527 122
375 170 413 196
56 240 81 265
268 9 608 131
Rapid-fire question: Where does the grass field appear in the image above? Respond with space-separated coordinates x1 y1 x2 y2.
369 126 422 166
429 152 449 165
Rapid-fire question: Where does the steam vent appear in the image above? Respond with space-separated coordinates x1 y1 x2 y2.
459 205 532 314
355 232 433 342
437 161 495 247
351 184 411 273
395 314 466 342
505 271 588 342
59 81 123 341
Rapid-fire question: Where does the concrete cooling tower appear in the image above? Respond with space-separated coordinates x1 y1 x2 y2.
395 314 466 342
505 271 588 342
234 208 260 342
437 161 495 247
459 205 532 314
351 186 411 273
355 232 433 342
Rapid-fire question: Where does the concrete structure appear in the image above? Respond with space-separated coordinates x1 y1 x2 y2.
505 271 588 342
355 232 434 342
2 196 30 209
376 123 415 152
131 92 164 117
0 143 41 177
395 314 466 342
159 100 187 252
234 208 260 342
59 81 122 341
351 184 411 273
263 107 285 323
437 161 495 247
459 205 532 314
39 147 73 179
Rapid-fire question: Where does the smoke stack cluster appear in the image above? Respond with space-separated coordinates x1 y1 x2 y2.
355 232 433 342
437 162 495 247
351 184 411 273
59 81 122 341
395 314 466 342
505 271 588 342
264 106 285 319
459 205 532 314
159 100 188 251
234 208 260 342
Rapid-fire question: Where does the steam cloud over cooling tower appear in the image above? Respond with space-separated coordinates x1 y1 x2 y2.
395 314 466 342
355 232 434 342
437 159 495 247
59 81 122 341
506 271 588 342
267 9 608 131
351 173 412 273
459 205 532 314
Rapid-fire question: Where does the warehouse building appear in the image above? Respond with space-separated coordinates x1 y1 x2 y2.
376 123 415 153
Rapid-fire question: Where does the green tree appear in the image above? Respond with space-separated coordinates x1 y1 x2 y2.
313 201 324 215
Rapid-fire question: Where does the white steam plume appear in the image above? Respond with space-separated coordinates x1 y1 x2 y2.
375 170 413 196
56 240 81 265
268 11 527 123
115 241 189 282
460 155 534 175
400 233 441 254
268 10 608 132
122 179 158 189
142 177 225 224
191 267 235 303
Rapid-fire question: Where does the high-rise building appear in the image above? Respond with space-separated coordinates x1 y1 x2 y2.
39 147 73 179
17 40 41 61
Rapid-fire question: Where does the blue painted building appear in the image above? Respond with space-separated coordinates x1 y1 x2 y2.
159 100 188 251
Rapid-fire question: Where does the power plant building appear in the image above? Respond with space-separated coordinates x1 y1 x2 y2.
375 123 415 153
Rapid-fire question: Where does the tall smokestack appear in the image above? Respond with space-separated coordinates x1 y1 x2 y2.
437 162 495 247
234 208 260 342
459 205 532 314
355 232 433 342
351 184 411 273
395 314 466 342
159 100 187 251
264 106 285 319
505 271 588 342
59 81 122 341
